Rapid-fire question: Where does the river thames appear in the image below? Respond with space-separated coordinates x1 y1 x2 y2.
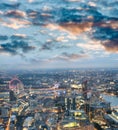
101 94 118 107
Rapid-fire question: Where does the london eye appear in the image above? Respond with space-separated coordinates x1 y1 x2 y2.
9 77 24 94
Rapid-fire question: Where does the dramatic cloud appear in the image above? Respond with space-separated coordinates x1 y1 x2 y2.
46 22 93 35
0 35 8 41
0 0 118 69
91 23 118 52
26 9 53 26
0 40 35 56
0 46 17 55
60 22 93 35
97 21 118 30
102 40 118 53
0 2 20 10
5 10 27 18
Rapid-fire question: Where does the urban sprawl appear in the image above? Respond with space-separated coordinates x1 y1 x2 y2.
0 69 118 130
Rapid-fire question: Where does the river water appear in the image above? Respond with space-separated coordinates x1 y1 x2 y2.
101 94 118 107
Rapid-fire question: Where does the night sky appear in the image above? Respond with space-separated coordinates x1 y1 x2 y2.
0 0 118 70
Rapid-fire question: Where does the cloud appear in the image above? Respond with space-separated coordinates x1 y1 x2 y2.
27 10 39 20
55 36 69 43
5 10 26 18
27 0 34 3
40 40 53 50
0 44 18 55
91 23 118 53
2 18 31 29
88 2 96 7
40 37 71 51
0 40 35 56
12 40 35 52
77 40 104 51
0 35 8 41
51 52 88 61
29 58 49 63
93 20 118 30
60 22 93 35
0 11 3 15
56 36 65 42
45 22 93 35
0 0 118 70
57 6 105 23
102 40 118 53
11 34 27 40
65 0 81 2
27 9 53 26
0 2 20 10
0 18 4 22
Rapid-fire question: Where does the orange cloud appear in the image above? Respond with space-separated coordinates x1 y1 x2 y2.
60 22 93 35
5 10 26 18
45 22 93 35
2 18 31 29
45 24 59 30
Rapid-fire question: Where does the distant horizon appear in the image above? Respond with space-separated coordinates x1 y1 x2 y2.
1 67 118 72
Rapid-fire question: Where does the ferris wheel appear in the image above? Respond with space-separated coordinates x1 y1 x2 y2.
9 77 24 94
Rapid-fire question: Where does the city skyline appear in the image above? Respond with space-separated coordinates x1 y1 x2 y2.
0 0 118 70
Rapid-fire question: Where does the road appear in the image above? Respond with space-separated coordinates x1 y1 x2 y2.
6 117 10 130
